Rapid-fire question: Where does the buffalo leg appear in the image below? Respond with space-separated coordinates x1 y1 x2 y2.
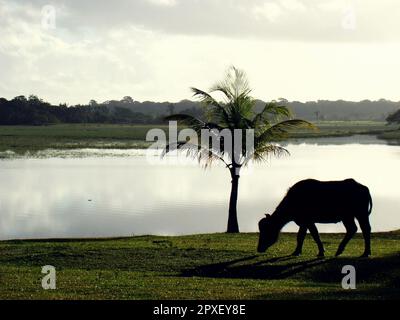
292 226 307 256
336 219 357 257
358 216 371 257
308 224 325 257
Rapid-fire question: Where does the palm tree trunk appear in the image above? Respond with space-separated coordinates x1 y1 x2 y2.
227 168 240 233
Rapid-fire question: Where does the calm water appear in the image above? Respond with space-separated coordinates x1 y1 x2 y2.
0 136 399 240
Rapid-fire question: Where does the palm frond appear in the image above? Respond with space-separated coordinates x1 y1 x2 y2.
211 66 251 100
242 144 289 166
210 85 233 101
164 114 224 132
191 87 219 104
163 141 229 168
256 119 316 142
252 102 292 128
191 87 231 126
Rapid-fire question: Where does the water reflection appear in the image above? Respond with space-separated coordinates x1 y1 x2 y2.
0 138 399 239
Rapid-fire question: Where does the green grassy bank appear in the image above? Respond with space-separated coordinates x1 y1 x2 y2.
0 121 398 154
0 231 399 300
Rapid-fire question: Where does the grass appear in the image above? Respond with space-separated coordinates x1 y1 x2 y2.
0 231 399 300
0 121 399 154
0 124 158 153
377 129 400 144
293 121 398 138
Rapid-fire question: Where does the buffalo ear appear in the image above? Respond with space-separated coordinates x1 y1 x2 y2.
265 214 271 219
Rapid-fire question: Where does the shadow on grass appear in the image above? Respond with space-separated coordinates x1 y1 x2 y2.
181 254 331 280
182 252 400 284
303 252 400 284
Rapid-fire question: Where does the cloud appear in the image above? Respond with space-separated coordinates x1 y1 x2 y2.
253 2 283 22
1 0 400 104
147 0 178 7
1 0 400 42
0 1 160 103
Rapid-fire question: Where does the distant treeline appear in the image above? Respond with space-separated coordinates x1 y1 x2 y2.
0 95 399 125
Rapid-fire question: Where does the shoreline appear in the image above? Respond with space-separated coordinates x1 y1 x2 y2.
0 122 399 156
1 133 399 160
1 229 399 243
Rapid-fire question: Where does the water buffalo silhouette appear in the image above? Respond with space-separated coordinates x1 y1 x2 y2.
257 179 373 257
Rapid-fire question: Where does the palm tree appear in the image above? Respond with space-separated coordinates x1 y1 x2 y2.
164 66 315 233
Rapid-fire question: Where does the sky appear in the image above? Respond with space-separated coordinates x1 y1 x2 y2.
1 0 400 105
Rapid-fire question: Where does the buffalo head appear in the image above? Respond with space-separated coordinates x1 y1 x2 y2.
257 214 279 253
